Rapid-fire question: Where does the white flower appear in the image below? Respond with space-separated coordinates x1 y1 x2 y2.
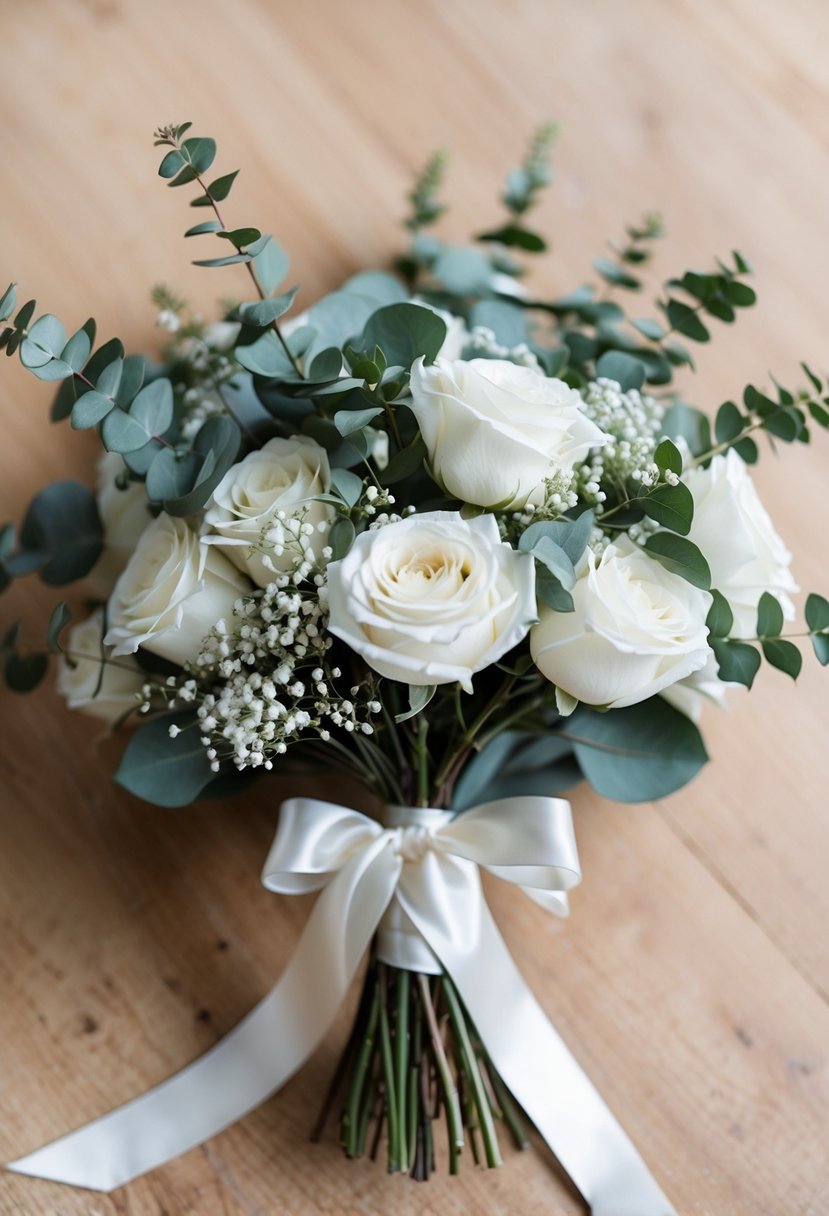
661 653 734 723
203 437 334 586
105 513 249 665
683 448 797 637
531 536 712 709
203 320 241 351
85 451 153 599
408 357 606 509
57 608 145 724
327 511 536 692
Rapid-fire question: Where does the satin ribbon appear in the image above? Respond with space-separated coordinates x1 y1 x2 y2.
7 796 674 1215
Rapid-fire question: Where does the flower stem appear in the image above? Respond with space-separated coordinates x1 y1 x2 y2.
417 974 463 1172
378 965 400 1171
442 975 502 1168
394 968 411 1170
342 975 380 1157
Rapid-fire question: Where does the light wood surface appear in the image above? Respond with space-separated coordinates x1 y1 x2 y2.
1 2 828 1213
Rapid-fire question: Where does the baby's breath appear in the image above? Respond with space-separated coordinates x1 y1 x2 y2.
575 377 666 509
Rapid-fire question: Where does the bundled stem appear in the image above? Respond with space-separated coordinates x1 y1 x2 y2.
315 958 529 1178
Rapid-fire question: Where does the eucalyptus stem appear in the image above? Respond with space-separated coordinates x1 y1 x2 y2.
343 978 380 1157
415 715 430 806
418 974 463 1172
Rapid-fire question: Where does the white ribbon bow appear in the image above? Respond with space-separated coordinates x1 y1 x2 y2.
7 796 674 1215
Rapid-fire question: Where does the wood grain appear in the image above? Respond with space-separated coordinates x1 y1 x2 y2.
1 2 827 1213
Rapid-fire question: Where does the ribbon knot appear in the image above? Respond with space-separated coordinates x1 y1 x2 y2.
392 824 432 861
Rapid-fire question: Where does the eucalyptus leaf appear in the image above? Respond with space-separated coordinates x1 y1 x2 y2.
361 303 447 370
711 638 761 688
239 287 299 328
644 533 711 589
115 711 214 807
762 638 802 680
565 699 708 802
640 482 694 535
395 684 437 724
20 480 103 585
756 591 784 638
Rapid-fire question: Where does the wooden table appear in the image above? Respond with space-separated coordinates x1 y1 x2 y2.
1 2 827 1213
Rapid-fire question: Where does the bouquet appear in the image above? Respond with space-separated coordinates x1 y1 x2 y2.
2 122 827 1210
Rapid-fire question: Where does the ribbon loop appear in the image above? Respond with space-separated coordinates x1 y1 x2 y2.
7 795 675 1215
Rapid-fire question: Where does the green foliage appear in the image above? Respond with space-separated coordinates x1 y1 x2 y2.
115 710 215 807
640 481 695 535
405 150 448 232
18 481 103 585
518 511 593 613
711 638 761 688
500 123 558 217
239 287 299 327
761 638 802 680
595 350 646 391
705 590 734 638
564 699 708 802
644 533 711 589
756 591 784 638
395 683 437 724
361 302 447 369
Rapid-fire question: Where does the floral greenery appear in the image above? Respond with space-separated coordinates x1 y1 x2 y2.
1 124 828 815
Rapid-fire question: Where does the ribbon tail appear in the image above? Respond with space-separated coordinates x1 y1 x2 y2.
7 836 398 1192
399 870 675 1216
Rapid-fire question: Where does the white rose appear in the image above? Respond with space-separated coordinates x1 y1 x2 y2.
86 451 153 599
531 536 712 709
105 513 249 665
57 607 145 724
684 448 797 637
661 653 734 723
327 511 536 692
408 357 606 509
203 436 334 587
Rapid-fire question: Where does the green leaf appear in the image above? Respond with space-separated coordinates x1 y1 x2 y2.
654 438 682 475
665 299 709 342
180 136 216 175
715 400 744 444
130 378 174 437
14 299 36 330
310 347 348 381
535 568 574 612
60 328 91 372
145 448 199 502
0 283 16 322
811 633 829 666
595 350 646 391
705 589 733 638
711 638 761 688
361 302 447 369
20 314 67 368
593 257 640 290
162 416 241 517
395 684 437 724
102 408 152 453
329 467 364 508
333 406 384 437
159 148 186 178
96 357 123 397
733 436 759 464
5 651 49 693
30 359 73 383
115 355 146 408
217 226 262 249
469 300 527 347
756 591 784 638
184 220 223 237
805 592 829 632
763 406 800 442
641 482 694 535
565 699 708 802
190 169 239 205
432 247 492 295
46 601 70 652
71 390 115 430
252 238 290 295
20 480 103 585
644 533 711 589
519 510 594 566
115 711 214 807
632 316 664 341
479 224 546 252
761 638 802 680
662 401 711 458
328 516 356 560
525 537 576 589
239 287 299 327
380 435 427 485
193 252 252 268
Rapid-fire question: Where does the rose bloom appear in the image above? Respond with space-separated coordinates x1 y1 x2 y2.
327 511 536 692
85 451 153 599
57 607 145 724
684 448 797 637
408 356 606 510
204 436 333 586
531 536 712 709
105 513 249 666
